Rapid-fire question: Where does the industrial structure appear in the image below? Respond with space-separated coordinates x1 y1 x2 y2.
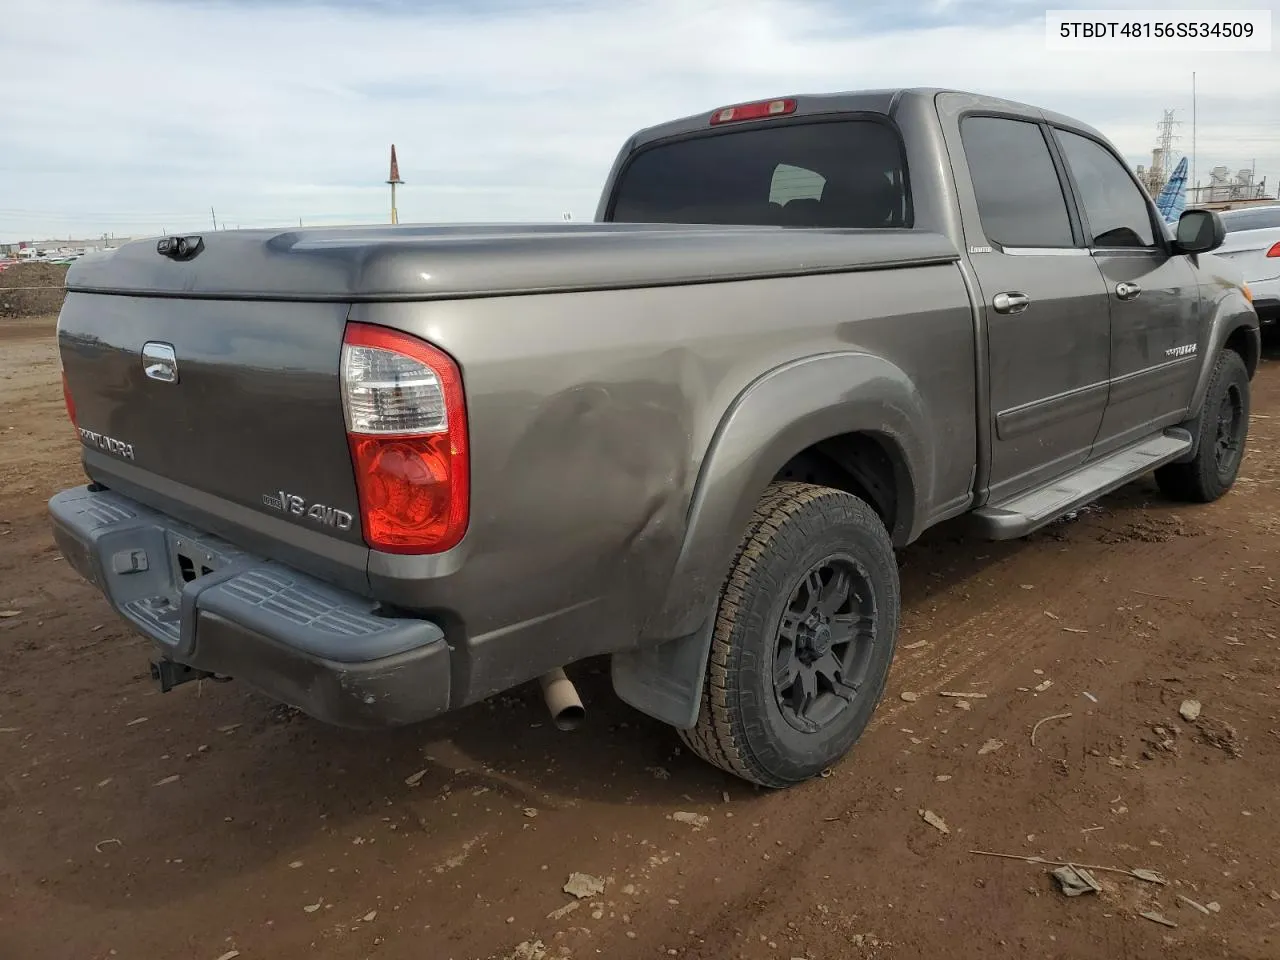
1188 166 1271 209
1134 106 1273 212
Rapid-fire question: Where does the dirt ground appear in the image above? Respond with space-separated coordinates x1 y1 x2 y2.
3 313 1280 960
0 263 67 319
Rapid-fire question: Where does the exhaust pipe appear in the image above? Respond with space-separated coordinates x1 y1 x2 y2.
539 667 585 731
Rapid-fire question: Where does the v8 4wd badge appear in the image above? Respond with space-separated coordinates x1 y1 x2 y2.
262 490 354 531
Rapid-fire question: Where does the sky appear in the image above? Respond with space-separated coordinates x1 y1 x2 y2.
1 0 1277 243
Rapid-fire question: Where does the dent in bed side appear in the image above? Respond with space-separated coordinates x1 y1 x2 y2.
613 352 933 728
645 351 928 644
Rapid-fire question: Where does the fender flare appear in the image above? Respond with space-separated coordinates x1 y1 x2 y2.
612 351 931 728
1174 289 1260 463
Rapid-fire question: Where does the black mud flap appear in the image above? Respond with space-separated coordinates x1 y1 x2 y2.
610 618 715 730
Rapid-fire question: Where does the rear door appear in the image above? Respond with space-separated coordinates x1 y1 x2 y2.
940 105 1112 503
1050 127 1201 453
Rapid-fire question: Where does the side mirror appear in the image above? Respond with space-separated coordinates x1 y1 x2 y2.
1174 209 1226 254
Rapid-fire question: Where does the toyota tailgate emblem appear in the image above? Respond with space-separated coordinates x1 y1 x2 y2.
141 342 179 383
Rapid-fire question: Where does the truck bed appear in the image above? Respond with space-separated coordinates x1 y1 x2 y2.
65 223 959 300
58 223 977 711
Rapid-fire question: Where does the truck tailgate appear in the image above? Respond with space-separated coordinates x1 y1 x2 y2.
58 291 368 589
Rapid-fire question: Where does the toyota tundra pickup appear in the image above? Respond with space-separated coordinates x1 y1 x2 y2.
50 88 1260 788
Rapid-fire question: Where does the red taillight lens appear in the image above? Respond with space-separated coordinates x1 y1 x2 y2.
341 323 469 554
348 433 465 553
1266 241 1280 258
709 98 797 125
62 370 77 427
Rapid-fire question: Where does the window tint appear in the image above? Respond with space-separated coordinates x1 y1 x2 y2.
1220 205 1280 233
609 120 909 228
1055 129 1155 248
960 116 1074 248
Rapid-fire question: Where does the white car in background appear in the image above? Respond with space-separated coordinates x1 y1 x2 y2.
1216 204 1280 329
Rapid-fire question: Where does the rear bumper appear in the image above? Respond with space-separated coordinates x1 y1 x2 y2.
49 485 451 728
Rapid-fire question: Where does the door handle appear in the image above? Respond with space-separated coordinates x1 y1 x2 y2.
1115 281 1142 300
992 291 1031 314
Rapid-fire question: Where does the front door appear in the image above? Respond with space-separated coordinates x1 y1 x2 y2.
945 109 1113 503
1050 127 1201 453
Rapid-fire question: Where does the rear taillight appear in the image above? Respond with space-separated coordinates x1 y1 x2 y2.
1267 242 1280 258
709 98 797 125
341 323 469 554
62 369 77 428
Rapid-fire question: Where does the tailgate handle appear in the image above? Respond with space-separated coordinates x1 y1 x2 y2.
142 342 179 384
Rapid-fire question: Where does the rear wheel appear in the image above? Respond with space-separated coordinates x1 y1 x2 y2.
680 481 900 788
1155 349 1250 503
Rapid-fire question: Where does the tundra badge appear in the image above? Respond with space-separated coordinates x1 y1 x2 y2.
78 427 135 460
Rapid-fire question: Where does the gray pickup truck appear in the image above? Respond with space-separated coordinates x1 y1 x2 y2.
50 88 1259 788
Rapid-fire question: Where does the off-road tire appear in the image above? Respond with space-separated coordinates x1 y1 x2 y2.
1155 349 1250 503
680 481 900 788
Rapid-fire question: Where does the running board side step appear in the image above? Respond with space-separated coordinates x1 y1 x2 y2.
970 429 1193 540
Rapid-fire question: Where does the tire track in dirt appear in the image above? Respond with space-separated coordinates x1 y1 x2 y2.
883 504 1215 701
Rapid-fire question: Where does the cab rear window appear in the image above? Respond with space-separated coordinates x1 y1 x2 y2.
607 118 910 229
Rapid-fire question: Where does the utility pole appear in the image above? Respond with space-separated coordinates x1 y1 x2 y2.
387 144 403 225
1182 74 1192 207
211 206 218 230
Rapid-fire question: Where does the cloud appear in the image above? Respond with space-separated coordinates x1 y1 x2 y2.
1 0 1276 241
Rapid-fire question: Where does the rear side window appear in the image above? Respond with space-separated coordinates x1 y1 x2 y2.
1054 129 1156 248
960 115 1074 249
608 119 909 228
1220 206 1280 233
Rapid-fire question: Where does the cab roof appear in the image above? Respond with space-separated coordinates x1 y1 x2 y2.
626 87 1107 150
